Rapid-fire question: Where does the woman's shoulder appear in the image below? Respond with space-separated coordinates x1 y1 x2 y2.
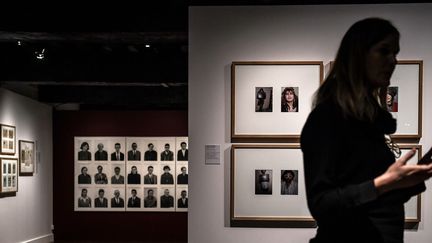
301 101 343 144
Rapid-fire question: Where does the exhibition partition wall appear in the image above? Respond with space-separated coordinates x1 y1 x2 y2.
53 110 188 242
0 88 53 243
189 4 432 243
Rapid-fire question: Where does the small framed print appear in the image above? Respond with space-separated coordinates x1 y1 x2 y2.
1 124 16 155
0 158 18 196
19 140 35 176
400 144 422 228
388 61 423 141
231 61 324 142
231 144 315 227
328 60 423 141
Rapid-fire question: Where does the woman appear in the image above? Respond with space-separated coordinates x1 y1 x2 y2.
301 18 432 243
281 87 298 112
78 142 91 160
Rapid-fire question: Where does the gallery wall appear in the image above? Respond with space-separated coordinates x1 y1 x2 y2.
0 88 53 243
53 110 188 242
189 4 432 243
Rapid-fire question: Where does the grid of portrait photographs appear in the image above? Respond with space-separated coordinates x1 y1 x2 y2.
0 158 18 194
74 136 189 212
255 86 299 113
1 124 16 155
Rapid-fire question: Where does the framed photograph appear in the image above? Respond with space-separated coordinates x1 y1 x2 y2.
19 140 35 176
1 124 16 155
388 60 423 141
74 136 189 212
0 158 18 195
328 60 423 141
231 61 324 142
231 144 315 227
400 144 422 228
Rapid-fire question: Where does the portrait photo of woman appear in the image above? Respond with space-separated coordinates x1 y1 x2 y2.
281 87 299 112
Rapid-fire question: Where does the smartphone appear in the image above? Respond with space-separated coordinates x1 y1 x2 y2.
418 147 432 165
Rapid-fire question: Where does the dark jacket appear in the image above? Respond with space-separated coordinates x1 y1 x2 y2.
301 101 425 243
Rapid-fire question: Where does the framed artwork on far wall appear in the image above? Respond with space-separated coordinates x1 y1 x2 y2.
1 124 16 155
231 61 324 143
388 60 423 141
19 140 35 176
0 158 18 196
400 144 422 228
230 144 316 227
328 60 423 141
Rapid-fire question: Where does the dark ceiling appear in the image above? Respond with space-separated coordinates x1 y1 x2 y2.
0 0 429 110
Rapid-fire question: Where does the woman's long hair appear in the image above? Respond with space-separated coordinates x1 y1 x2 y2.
314 18 399 121
281 87 298 111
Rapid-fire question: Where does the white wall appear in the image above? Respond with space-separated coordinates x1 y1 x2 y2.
189 4 432 243
0 88 53 243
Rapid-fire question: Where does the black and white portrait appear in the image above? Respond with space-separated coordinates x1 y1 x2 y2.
78 141 91 161
94 165 108 184
78 188 92 208
144 143 158 161
160 188 174 208
111 166 125 184
95 143 108 161
177 141 188 161
94 188 108 208
160 143 174 161
160 165 174 184
255 87 273 112
110 143 125 161
144 188 158 208
280 170 298 195
255 169 272 195
127 142 141 161
78 166 92 184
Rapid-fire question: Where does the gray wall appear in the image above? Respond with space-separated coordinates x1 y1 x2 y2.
0 88 53 243
189 4 432 243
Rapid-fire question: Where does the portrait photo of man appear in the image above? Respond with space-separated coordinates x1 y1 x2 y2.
78 188 91 208
144 165 157 184
177 166 188 184
161 165 174 184
281 170 298 195
111 189 125 208
78 166 91 184
110 143 125 161
127 142 141 161
144 143 157 161
160 143 174 161
127 166 141 184
160 189 174 208
94 143 108 161
95 189 108 208
144 189 157 208
177 190 188 208
111 166 124 184
94 165 108 184
127 189 141 208
177 142 188 161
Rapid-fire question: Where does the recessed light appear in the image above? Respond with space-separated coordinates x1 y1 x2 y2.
145 44 151 48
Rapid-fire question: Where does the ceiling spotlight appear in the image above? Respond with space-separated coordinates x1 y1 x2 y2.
35 48 45 60
145 44 151 48
17 41 22 46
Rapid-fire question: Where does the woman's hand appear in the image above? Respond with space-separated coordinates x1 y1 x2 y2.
374 148 432 195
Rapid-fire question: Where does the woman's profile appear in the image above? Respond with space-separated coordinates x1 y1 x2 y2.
281 87 298 112
301 18 432 243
